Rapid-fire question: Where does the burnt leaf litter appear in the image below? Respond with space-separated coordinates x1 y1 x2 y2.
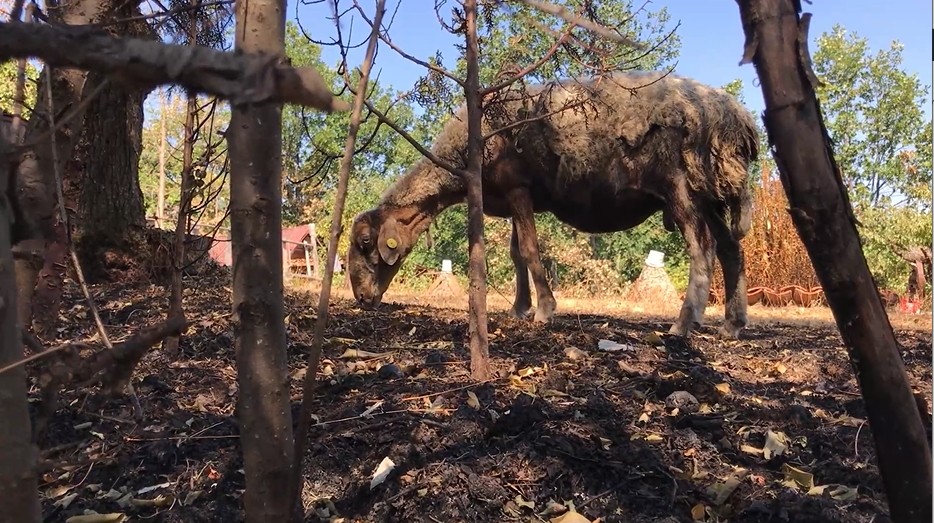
29 272 932 523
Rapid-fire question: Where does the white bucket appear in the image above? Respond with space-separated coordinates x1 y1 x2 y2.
441 259 453 273
645 250 665 268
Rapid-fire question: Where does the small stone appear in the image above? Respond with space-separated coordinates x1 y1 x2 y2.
377 364 404 380
665 391 699 413
424 350 451 366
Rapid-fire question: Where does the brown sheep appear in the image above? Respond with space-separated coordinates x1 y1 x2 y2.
347 71 759 339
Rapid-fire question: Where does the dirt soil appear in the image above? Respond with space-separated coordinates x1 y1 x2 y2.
29 272 933 523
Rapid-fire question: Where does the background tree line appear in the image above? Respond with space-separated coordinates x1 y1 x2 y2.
8 8 924 300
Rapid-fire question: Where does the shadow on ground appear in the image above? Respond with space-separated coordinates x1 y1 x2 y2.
29 273 933 523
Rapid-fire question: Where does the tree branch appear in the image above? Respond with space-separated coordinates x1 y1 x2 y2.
0 21 350 112
351 0 465 87
512 0 645 49
350 88 466 177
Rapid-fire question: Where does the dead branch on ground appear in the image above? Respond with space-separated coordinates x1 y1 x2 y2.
30 316 186 440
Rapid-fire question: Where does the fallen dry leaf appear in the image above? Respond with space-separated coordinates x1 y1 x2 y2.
829 484 859 501
763 429 789 459
644 332 665 346
551 510 592 523
338 348 388 359
466 391 481 410
781 463 814 491
65 515 126 523
708 468 748 506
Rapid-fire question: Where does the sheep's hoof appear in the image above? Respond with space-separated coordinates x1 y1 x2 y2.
533 300 556 323
718 321 746 340
510 305 532 320
668 319 701 337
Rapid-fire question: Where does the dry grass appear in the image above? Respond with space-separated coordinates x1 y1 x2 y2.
288 277 932 333
713 164 820 294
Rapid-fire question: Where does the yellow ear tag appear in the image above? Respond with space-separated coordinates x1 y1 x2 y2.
386 238 398 249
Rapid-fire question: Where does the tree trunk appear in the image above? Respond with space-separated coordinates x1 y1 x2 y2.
76 69 147 240
735 2 932 522
462 0 491 381
163 0 200 359
0 159 41 523
157 87 167 229
228 0 296 522
13 0 105 338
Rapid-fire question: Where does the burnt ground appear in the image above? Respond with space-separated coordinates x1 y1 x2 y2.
29 273 933 523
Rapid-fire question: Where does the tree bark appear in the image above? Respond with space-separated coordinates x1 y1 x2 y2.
227 0 296 522
13 0 105 338
63 0 151 289
462 0 491 380
76 70 148 240
735 2 932 522
0 160 41 523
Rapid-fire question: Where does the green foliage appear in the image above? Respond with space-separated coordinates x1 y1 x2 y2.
0 59 39 119
458 0 680 85
812 25 932 291
813 25 930 207
133 13 929 302
138 91 231 229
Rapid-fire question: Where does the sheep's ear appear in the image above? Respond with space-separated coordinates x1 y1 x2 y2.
378 217 403 265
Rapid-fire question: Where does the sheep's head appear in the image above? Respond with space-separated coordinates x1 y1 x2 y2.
347 209 413 309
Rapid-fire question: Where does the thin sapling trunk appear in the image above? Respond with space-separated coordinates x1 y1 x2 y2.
164 0 200 359
462 0 491 380
289 0 386 518
735 1 932 521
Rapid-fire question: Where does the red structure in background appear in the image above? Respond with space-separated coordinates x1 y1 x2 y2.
208 223 332 277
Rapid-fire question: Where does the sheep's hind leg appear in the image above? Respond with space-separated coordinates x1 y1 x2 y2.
508 189 557 323
708 209 748 339
509 219 533 319
668 181 716 337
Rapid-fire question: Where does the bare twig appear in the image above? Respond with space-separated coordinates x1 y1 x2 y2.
513 0 644 48
289 0 387 517
0 339 74 376
352 94 464 177
351 0 465 87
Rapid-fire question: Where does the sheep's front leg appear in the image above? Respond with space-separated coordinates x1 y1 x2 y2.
509 219 533 319
508 189 556 323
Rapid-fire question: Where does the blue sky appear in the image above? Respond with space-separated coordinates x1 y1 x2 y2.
290 0 933 120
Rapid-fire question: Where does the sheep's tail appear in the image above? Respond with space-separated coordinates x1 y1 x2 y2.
726 119 759 241
729 185 753 241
